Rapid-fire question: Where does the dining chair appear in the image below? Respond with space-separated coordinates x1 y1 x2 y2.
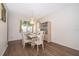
32 31 45 52
21 32 32 48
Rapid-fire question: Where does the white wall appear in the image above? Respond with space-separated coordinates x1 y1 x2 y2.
0 4 8 55
8 11 31 41
40 4 79 50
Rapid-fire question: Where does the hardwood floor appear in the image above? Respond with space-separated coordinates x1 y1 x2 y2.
4 40 79 56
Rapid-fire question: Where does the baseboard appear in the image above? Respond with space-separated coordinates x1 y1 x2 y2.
51 41 79 51
8 39 22 42
0 44 8 56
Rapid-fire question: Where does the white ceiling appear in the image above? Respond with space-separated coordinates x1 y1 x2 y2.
6 3 72 19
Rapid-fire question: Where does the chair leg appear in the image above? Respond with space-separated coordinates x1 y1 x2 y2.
31 43 35 48
23 43 25 48
37 45 39 52
22 40 25 48
32 44 35 48
42 44 44 50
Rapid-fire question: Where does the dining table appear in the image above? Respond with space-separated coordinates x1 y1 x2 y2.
27 33 37 48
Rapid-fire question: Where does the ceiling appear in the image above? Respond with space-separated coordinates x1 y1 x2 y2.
6 3 72 19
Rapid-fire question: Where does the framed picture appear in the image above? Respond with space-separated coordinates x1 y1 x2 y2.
0 3 6 22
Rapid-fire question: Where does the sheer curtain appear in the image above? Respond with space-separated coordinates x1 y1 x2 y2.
21 21 32 33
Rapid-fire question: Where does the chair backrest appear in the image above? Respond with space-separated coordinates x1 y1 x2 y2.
37 31 45 43
21 32 28 40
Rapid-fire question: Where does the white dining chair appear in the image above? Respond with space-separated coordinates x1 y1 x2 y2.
21 32 32 48
32 31 45 52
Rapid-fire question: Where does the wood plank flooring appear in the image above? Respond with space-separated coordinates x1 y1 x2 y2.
4 40 79 56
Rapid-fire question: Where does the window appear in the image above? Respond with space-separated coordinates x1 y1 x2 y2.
20 20 32 33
